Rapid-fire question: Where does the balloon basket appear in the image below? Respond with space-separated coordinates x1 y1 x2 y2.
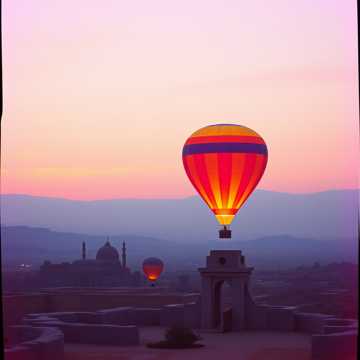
219 226 231 239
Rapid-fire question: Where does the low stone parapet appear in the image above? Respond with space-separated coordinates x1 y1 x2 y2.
133 308 161 325
311 330 358 360
246 304 295 331
53 322 139 345
265 306 295 331
97 307 135 325
294 312 333 334
160 304 185 327
246 304 267 330
24 312 78 323
5 325 64 360
184 302 201 329
22 310 140 346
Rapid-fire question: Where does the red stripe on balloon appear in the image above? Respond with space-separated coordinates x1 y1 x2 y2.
217 153 232 209
186 135 265 145
183 156 213 208
204 153 223 209
213 208 237 215
193 154 217 209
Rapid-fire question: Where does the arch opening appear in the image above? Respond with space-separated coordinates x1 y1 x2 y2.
213 280 233 332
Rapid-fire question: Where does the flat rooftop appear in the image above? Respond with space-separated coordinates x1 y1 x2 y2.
64 326 311 360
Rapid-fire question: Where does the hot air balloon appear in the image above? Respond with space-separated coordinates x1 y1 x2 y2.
182 124 268 239
142 257 164 284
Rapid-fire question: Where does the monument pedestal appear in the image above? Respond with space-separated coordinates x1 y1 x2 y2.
198 250 254 331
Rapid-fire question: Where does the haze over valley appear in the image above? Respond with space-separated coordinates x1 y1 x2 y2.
2 189 358 270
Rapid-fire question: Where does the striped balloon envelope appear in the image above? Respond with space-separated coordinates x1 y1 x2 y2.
182 124 268 237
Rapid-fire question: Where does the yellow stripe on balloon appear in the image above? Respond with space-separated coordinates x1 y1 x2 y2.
227 153 246 210
234 155 267 209
204 153 223 209
215 214 234 225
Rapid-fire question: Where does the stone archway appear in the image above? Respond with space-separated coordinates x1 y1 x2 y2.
213 279 233 331
199 250 253 332
213 280 223 328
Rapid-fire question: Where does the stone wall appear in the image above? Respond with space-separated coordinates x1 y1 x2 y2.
22 302 202 331
4 325 64 360
3 295 48 327
294 312 333 334
22 313 139 346
310 318 358 360
3 290 200 326
312 330 358 360
245 294 295 331
8 288 358 360
134 308 161 326
20 302 358 360
244 292 358 360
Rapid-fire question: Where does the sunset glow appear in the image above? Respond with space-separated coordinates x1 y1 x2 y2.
1 0 358 199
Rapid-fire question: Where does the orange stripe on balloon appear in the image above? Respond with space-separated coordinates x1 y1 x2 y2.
191 125 259 137
183 156 213 208
227 153 246 209
204 153 223 209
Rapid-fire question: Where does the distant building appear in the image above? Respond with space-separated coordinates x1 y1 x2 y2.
39 239 141 287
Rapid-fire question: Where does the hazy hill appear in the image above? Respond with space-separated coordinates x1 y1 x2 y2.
1 226 357 271
1 190 358 243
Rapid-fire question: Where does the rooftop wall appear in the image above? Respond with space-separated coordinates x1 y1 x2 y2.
312 330 358 360
4 325 64 360
3 290 200 326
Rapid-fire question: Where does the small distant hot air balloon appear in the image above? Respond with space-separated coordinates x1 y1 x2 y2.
142 257 164 285
182 124 268 239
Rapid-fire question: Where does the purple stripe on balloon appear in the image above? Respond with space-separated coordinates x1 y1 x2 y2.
183 143 268 156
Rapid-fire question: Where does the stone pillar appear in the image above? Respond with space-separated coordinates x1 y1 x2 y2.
200 275 213 329
231 276 247 330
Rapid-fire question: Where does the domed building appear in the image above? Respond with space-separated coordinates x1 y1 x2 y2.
96 241 120 262
39 238 141 287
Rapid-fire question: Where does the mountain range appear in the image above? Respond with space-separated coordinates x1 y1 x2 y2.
1 226 357 270
1 190 358 242
1 189 358 270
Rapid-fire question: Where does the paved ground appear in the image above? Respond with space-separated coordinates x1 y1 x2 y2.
64 327 311 360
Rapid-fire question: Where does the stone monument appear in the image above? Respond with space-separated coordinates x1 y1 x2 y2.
198 250 254 331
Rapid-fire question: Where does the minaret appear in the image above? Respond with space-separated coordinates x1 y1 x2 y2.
82 242 86 260
122 242 126 268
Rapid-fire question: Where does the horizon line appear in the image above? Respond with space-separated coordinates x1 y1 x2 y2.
0 188 359 202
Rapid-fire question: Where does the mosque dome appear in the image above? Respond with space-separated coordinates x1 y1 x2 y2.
96 241 120 262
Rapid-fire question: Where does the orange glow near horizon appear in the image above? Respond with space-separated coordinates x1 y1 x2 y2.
1 0 358 200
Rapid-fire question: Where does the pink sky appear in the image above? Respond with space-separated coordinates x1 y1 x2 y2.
1 0 359 199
